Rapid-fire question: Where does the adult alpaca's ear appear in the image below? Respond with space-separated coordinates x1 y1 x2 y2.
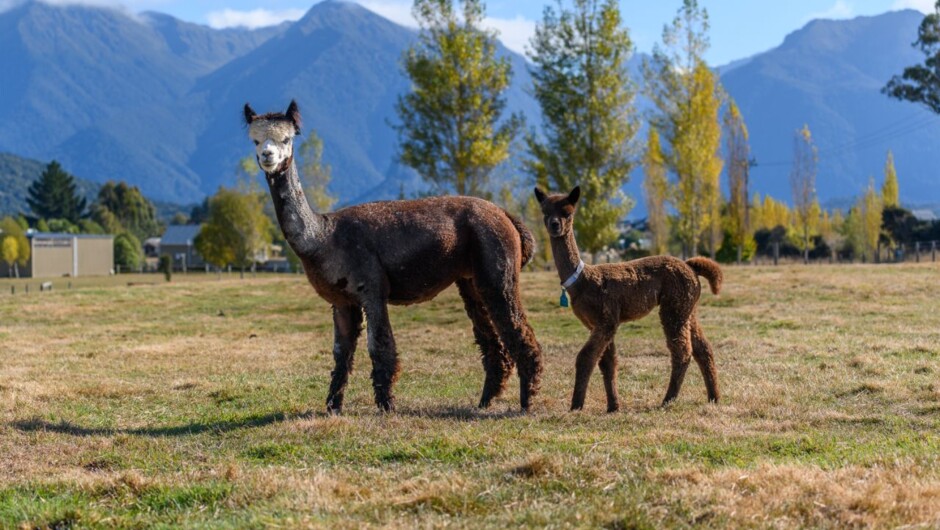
243 103 257 125
286 100 302 134
567 186 581 206
534 187 547 204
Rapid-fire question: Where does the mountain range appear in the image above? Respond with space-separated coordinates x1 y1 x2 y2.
0 0 937 215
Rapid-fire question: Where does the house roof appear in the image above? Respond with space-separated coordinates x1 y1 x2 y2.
27 232 113 240
161 225 201 246
911 209 938 222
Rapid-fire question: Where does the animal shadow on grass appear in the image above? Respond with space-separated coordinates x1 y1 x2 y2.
394 404 525 422
10 410 316 438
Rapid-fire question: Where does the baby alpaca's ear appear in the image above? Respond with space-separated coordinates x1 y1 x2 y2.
567 186 581 206
534 187 547 204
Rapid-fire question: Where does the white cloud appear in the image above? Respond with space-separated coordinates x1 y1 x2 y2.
206 8 305 30
484 15 535 56
806 0 854 21
352 0 535 55
890 0 936 13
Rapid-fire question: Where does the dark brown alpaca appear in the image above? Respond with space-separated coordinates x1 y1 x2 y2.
534 186 722 412
243 100 543 413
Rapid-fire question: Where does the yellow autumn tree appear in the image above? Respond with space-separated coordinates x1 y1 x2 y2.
643 128 670 255
860 179 884 262
645 1 723 257
881 150 900 208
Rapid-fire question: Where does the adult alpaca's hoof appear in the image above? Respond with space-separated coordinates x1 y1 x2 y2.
325 396 343 415
376 397 396 413
606 403 620 413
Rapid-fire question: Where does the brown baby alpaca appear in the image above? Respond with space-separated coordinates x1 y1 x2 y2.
244 100 543 413
535 186 722 412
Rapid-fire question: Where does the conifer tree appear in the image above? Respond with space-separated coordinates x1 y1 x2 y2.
26 161 87 223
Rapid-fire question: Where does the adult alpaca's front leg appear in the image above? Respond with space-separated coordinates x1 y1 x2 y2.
364 299 400 412
326 305 363 414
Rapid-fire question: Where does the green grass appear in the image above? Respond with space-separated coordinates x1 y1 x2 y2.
1 265 939 528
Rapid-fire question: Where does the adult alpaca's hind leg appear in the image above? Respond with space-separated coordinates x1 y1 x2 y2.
473 269 543 411
660 306 693 406
363 298 400 412
456 278 514 409
690 314 720 403
326 305 363 414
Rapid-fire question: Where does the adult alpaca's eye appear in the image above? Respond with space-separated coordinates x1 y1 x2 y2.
282 138 290 145
253 140 260 146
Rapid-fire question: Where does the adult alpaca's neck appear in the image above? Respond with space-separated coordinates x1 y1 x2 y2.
551 230 583 285
265 156 326 257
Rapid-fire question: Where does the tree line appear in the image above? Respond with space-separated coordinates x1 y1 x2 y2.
6 0 940 275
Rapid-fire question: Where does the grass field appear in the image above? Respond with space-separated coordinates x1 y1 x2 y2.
1 265 939 528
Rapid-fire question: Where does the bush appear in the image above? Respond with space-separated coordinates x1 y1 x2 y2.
114 232 142 271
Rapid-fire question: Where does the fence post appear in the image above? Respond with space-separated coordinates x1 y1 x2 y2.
916 242 921 263
773 242 779 266
10 285 14 295
25 284 29 295
933 241 937 262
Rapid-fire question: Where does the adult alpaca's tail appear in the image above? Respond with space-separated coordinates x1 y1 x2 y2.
686 257 723 295
507 213 536 266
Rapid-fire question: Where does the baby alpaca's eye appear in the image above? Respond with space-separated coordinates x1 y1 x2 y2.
253 140 260 146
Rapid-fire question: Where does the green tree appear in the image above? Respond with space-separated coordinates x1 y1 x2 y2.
0 216 30 278
91 182 161 240
114 232 143 271
527 0 638 253
723 99 752 263
395 0 520 197
195 186 273 277
643 128 669 255
26 161 87 223
790 124 818 263
884 1 940 113
881 150 900 208
644 0 723 257
297 129 337 212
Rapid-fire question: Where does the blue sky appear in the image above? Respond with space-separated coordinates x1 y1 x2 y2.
6 0 936 64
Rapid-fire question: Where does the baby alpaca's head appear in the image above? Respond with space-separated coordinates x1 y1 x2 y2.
533 186 580 238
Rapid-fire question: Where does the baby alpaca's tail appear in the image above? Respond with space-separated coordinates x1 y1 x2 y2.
686 257 722 295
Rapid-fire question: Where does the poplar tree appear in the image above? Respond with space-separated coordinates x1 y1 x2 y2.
395 0 520 197
881 150 900 208
298 129 337 212
527 0 638 253
884 1 940 114
644 0 723 257
790 124 818 263
723 100 751 263
859 179 884 262
643 128 669 255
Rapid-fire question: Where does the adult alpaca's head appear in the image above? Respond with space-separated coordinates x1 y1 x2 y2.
244 100 302 174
